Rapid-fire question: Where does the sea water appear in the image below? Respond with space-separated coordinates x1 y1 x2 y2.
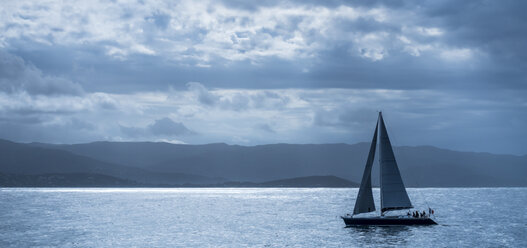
1 188 526 247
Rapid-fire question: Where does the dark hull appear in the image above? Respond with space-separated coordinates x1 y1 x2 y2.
342 216 437 226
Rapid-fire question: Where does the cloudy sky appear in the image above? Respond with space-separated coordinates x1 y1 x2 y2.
1 0 526 154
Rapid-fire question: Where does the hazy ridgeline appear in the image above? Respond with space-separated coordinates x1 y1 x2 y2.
1 139 526 187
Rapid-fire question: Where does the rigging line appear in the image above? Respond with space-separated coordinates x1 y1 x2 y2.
414 172 431 210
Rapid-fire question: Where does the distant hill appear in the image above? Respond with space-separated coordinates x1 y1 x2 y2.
0 173 358 188
0 139 223 185
29 140 527 187
259 175 359 187
196 175 358 187
0 173 142 187
31 142 360 182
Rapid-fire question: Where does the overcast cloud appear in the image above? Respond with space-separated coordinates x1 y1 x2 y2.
0 0 526 154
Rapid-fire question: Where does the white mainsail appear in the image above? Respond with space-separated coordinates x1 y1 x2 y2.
378 112 413 213
352 120 378 215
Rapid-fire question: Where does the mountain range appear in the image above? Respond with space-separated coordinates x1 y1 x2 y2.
1 139 526 187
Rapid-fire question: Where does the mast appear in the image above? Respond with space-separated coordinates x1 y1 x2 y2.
378 112 412 214
352 119 378 215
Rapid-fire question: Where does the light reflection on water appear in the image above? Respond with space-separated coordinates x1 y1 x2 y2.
0 188 526 247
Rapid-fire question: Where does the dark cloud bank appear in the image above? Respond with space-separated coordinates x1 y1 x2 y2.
0 0 526 155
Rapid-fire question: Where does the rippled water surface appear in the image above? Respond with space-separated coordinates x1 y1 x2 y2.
1 188 526 247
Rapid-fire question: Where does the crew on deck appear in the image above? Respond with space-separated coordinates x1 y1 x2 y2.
408 210 434 218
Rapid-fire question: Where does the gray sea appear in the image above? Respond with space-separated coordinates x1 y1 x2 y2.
1 188 526 247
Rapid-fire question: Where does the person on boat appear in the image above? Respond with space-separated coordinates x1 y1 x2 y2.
429 208 434 215
407 211 411 217
422 211 426 217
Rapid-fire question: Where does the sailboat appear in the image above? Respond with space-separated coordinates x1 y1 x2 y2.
341 112 437 226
